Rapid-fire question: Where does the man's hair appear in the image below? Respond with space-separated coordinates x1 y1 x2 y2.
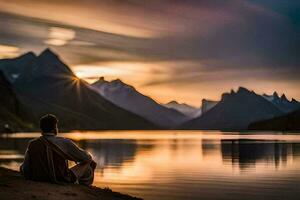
40 114 58 133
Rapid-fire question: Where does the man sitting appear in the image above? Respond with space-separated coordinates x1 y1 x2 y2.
20 114 96 185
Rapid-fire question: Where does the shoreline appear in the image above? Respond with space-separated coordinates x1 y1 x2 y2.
0 167 142 200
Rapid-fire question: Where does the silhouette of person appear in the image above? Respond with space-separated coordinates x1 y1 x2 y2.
20 114 96 185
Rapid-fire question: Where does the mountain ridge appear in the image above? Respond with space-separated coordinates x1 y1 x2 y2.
181 87 283 130
262 92 300 113
91 77 189 128
164 101 201 118
0 49 157 130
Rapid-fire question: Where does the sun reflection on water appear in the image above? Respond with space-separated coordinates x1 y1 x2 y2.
2 131 300 200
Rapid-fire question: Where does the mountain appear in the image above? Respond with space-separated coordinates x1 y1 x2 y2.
201 99 218 114
262 92 300 113
0 49 156 130
248 108 300 131
164 101 201 118
0 70 33 132
181 87 283 131
0 52 38 84
91 77 188 128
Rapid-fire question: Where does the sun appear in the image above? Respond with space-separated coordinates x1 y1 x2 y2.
72 76 80 82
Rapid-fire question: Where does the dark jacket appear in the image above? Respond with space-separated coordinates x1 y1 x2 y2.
20 133 92 183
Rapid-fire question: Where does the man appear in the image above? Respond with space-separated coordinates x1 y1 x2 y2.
20 114 96 186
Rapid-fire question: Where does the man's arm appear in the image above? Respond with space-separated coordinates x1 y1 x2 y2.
63 139 93 163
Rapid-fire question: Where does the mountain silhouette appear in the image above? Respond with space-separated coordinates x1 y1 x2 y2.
164 101 201 119
181 87 283 130
91 77 188 128
0 49 156 130
201 99 218 114
262 92 300 113
248 108 300 131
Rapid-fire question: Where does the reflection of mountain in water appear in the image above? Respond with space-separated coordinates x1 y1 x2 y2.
0 137 154 170
201 139 219 157
220 139 297 169
3 136 300 174
80 140 139 168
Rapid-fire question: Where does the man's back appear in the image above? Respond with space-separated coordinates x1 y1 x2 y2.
23 137 76 183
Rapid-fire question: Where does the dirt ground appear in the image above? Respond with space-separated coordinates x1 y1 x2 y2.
0 167 142 200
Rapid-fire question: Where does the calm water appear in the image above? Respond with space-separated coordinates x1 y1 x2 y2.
1 131 300 200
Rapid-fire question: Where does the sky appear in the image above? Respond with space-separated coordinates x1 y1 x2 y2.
0 0 299 106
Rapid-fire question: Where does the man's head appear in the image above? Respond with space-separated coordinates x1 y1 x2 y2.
40 114 58 135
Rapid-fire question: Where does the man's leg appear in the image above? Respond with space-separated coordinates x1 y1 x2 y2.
70 162 96 186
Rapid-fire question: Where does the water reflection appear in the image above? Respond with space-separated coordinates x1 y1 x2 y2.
82 140 138 168
1 133 300 172
1 131 300 200
221 140 293 170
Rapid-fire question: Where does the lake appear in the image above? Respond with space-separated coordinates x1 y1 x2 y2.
1 131 300 200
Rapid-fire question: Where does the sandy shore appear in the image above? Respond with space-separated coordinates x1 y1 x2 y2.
0 167 142 200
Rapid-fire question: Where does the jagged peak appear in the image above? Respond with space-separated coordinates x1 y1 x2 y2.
35 48 74 76
281 94 288 101
17 51 37 61
111 78 125 85
93 78 129 87
273 91 279 99
92 77 109 85
221 92 230 100
38 48 59 60
220 87 252 101
202 98 217 103
292 98 299 104
113 78 122 82
237 87 251 94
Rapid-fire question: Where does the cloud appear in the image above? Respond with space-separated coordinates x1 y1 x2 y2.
0 44 20 58
44 27 76 46
0 0 299 104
